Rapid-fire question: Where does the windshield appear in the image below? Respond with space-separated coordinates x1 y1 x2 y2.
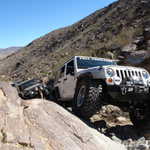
20 79 38 90
77 57 116 69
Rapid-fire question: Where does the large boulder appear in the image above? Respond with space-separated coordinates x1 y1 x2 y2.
0 81 126 150
118 28 150 67
125 50 150 66
120 44 137 55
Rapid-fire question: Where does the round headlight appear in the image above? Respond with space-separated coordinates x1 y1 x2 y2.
29 90 34 95
24 91 29 96
107 68 114 77
142 71 148 79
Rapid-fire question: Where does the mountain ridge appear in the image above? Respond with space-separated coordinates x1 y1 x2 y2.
0 47 22 60
0 0 150 81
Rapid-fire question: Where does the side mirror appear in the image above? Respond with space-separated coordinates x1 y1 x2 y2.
70 72 75 76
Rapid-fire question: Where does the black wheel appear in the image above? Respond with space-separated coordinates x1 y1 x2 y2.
50 97 58 103
72 77 102 119
129 100 150 128
19 94 24 99
43 89 50 100
50 91 63 106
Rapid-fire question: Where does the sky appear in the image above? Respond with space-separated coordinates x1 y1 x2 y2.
0 0 117 49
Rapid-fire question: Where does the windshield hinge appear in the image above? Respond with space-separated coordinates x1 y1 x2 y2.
99 66 102 71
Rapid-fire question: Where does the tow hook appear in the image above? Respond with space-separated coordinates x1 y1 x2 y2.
121 86 127 95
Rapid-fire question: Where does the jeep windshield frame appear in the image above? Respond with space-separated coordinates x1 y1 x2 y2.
76 57 117 69
20 79 38 90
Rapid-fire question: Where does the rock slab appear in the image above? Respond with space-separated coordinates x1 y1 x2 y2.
0 81 126 150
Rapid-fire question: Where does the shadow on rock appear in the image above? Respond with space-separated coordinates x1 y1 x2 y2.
91 119 150 149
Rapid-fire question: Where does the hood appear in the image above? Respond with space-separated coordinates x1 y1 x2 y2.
24 84 41 91
102 65 145 70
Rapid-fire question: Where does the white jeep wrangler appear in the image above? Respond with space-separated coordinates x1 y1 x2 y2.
51 56 150 128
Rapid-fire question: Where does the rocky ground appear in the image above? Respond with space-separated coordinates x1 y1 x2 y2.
90 105 150 150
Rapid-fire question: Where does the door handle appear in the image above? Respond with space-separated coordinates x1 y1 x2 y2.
64 78 67 81
58 81 61 83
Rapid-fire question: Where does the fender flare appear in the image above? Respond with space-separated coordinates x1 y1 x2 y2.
76 72 93 89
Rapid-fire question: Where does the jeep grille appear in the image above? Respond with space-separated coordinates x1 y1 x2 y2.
116 69 142 81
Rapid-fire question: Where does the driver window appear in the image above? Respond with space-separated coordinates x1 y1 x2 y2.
55 69 59 84
66 60 74 75
60 66 65 78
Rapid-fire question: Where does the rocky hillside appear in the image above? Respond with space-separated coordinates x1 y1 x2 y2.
0 0 150 81
0 47 22 60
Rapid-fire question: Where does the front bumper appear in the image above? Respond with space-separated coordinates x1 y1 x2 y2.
107 85 150 100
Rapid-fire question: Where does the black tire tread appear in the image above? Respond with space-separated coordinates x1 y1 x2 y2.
129 100 150 129
50 95 63 106
72 77 102 119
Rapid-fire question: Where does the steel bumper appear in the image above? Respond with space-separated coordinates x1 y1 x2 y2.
107 85 150 100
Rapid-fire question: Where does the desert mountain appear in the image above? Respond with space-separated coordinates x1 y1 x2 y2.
0 47 22 60
0 0 150 81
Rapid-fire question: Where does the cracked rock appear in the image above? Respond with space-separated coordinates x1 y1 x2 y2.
0 81 126 150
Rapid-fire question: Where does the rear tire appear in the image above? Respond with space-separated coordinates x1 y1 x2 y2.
129 100 150 128
50 90 63 106
72 77 102 119
19 94 24 99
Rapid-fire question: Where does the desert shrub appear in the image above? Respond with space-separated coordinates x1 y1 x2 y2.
132 26 143 38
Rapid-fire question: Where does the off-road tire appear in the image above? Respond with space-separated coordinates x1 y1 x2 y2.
50 94 63 106
19 94 24 99
129 100 150 128
72 77 102 119
43 89 50 100
50 97 58 103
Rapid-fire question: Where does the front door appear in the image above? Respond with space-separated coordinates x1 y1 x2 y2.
63 60 75 99
57 65 66 99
